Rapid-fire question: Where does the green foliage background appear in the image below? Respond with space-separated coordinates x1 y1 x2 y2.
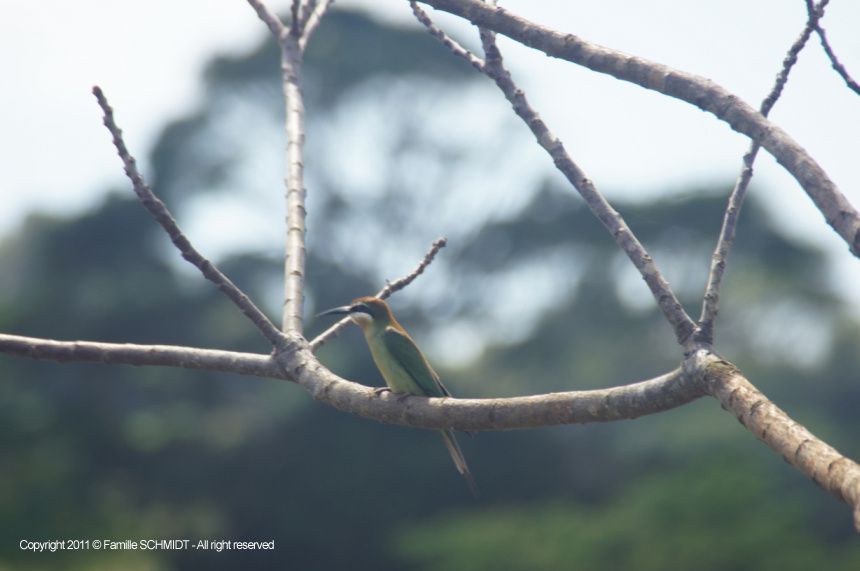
1 9 858 570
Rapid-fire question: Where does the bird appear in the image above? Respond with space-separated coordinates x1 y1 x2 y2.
318 296 478 497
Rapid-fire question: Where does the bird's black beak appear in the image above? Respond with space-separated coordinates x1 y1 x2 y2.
317 305 352 318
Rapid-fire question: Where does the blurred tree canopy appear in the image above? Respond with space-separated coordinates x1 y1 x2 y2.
1 8 859 571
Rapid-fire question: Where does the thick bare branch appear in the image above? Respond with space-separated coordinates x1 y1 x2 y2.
0 333 282 379
280 36 309 334
472 28 696 347
243 0 310 335
309 237 448 351
92 86 284 348
698 0 827 343
0 331 702 429
8 325 860 535
288 343 701 429
417 0 860 256
694 350 860 532
806 0 860 96
6 332 859 529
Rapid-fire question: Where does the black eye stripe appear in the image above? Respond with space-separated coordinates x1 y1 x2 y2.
351 305 372 315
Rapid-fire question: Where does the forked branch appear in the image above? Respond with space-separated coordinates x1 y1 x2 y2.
246 0 333 334
417 0 860 256
1 0 858 535
409 0 860 531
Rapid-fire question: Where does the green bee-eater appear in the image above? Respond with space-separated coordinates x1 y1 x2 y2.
319 296 478 497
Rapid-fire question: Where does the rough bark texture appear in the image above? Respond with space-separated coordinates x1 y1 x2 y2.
281 37 308 334
695 351 860 531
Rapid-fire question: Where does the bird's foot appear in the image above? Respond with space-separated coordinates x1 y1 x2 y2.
373 387 410 403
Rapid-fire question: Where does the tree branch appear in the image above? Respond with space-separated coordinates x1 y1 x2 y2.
280 34 309 334
246 0 286 39
6 330 860 532
244 0 312 334
417 0 860 256
290 0 302 37
309 237 448 351
299 0 333 51
92 86 284 348
0 333 282 379
698 0 827 343
806 0 860 96
5 333 859 527
285 340 704 429
409 0 485 72
0 1 840 536
695 350 860 532
407 6 860 527
0 330 702 429
471 27 697 347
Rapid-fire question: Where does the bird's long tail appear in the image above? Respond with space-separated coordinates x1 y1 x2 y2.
440 429 479 497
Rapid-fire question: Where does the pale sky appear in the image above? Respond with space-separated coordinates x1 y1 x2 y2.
2 1 859 305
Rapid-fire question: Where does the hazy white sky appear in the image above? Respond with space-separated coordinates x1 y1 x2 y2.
2 1 859 288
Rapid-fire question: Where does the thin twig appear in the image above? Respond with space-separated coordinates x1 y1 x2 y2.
290 0 303 37
296 0 317 35
698 0 827 343
299 0 333 51
379 237 448 298
805 0 860 96
474 28 697 347
309 237 448 352
92 86 284 348
246 0 285 39
410 1 485 72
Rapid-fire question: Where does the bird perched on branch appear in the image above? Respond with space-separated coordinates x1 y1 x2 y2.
319 296 478 497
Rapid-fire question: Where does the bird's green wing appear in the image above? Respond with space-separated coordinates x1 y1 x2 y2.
382 326 450 398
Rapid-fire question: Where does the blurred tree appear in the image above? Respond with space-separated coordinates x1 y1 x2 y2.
394 451 860 571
